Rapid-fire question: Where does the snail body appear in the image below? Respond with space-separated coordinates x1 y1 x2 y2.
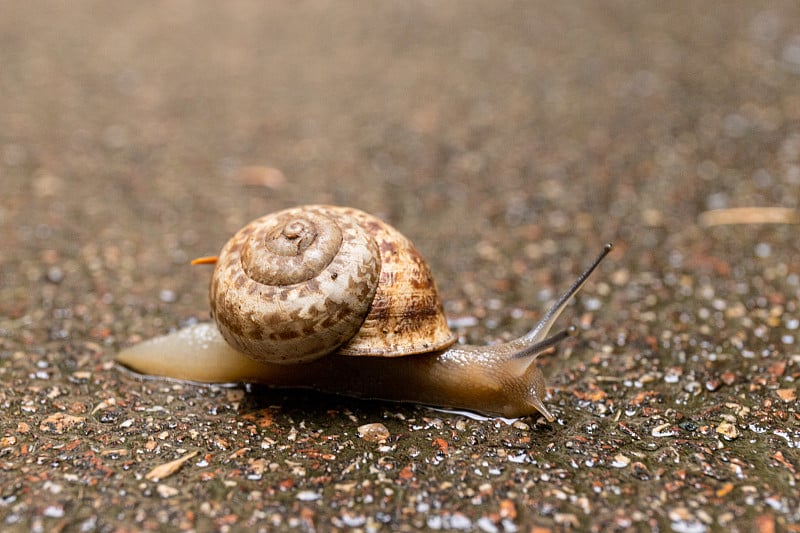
117 205 611 420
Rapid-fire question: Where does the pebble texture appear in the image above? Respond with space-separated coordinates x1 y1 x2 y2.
1 1 799 531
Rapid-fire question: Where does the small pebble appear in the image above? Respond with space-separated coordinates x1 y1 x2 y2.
296 490 321 501
357 422 390 443
716 421 739 440
775 389 796 402
156 484 180 498
476 516 499 533
42 506 65 518
449 513 472 530
159 289 177 303
554 513 579 527
448 316 479 328
652 423 677 437
611 454 631 468
42 481 62 494
754 242 772 258
46 266 64 283
340 513 366 527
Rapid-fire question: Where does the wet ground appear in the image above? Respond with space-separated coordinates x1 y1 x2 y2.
1 1 799 531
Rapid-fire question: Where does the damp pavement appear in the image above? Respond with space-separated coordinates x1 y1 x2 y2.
1 2 799 531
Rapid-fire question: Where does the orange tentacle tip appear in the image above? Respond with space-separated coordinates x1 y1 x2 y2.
190 256 219 266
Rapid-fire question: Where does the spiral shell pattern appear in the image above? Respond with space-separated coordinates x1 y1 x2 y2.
209 205 456 364
210 206 381 364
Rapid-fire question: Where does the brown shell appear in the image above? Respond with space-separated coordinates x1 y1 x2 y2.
334 207 456 357
208 205 455 364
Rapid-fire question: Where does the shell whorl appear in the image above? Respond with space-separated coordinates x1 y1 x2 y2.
209 205 456 364
210 206 381 364
334 208 455 357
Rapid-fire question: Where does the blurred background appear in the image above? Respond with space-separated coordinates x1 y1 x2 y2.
1 1 799 531
3 2 799 310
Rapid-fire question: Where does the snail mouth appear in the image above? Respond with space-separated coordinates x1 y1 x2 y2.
527 396 555 422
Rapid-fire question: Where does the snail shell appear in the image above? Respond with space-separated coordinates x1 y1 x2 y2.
209 205 455 364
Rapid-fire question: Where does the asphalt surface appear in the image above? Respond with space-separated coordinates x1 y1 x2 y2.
1 2 799 531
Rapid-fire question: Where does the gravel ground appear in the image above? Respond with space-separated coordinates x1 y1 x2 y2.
1 1 799 531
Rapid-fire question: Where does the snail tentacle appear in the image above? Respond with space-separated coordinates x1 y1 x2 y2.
510 326 576 360
511 243 612 353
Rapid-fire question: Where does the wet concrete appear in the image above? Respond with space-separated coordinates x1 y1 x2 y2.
1 1 799 531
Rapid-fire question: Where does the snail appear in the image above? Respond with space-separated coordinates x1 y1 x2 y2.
117 205 611 420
